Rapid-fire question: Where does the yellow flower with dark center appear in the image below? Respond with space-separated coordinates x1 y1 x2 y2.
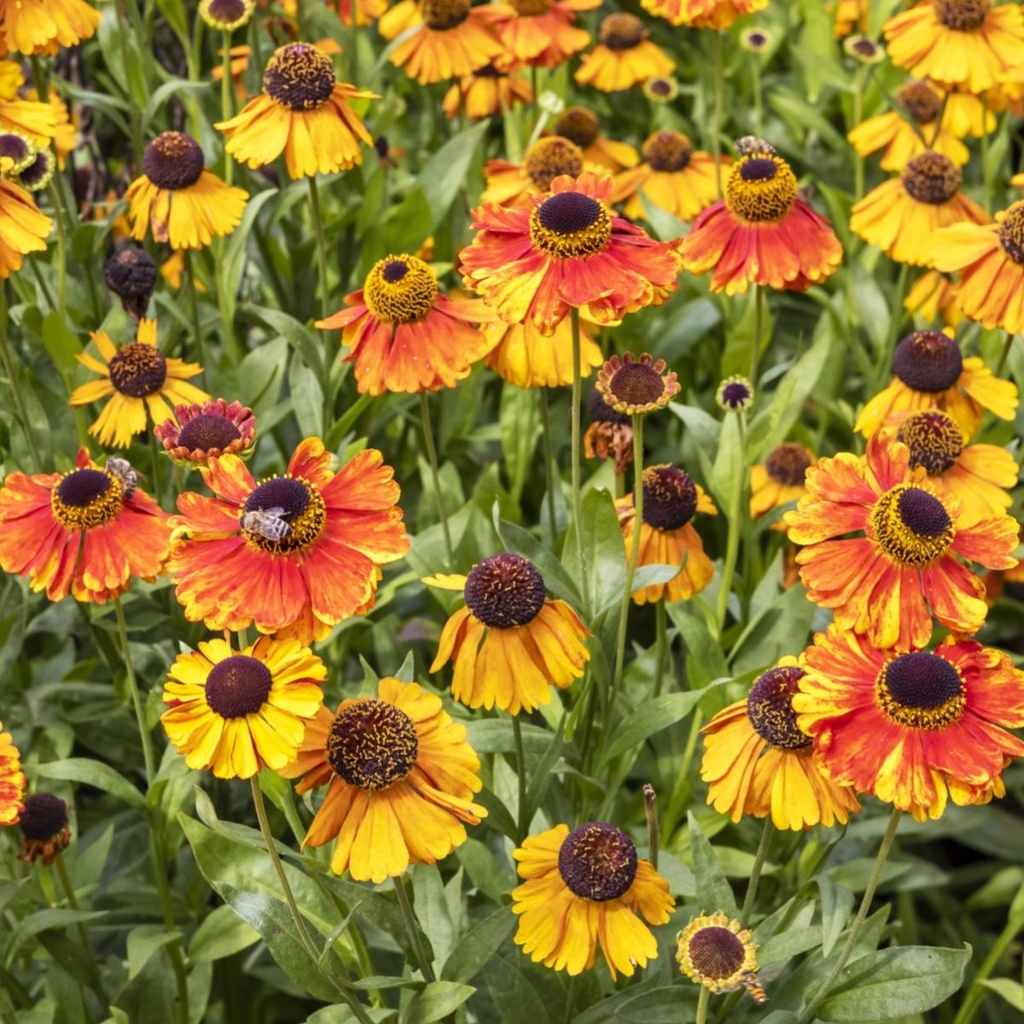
612 130 722 222
199 0 254 31
0 719 25 825
482 136 585 208
428 554 590 714
931 200 1024 336
785 433 1018 650
17 792 71 865
750 442 813 524
15 145 53 192
489 0 598 69
70 319 210 448
596 351 679 416
162 635 326 779
217 42 376 179
884 0 1024 94
124 131 248 250
279 677 486 882
679 142 842 295
0 0 99 56
441 62 534 121
796 626 1024 821
855 328 1018 438
388 0 505 85
616 465 717 604
847 79 970 171
851 151 990 266
702 660 861 829
554 106 638 173
316 254 496 395
574 13 675 92
0 175 50 277
512 821 674 978
0 130 34 173
676 913 766 999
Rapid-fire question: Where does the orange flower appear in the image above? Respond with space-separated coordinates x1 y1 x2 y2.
574 14 675 92
481 136 585 208
640 0 768 29
796 626 1024 821
0 0 99 56
315 254 496 395
441 62 534 120
784 433 1018 650
168 438 409 644
679 140 842 296
460 171 682 334
0 719 25 825
750 442 814 526
489 0 598 68
0 449 172 603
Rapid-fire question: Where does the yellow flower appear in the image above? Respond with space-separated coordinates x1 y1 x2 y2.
676 913 767 1001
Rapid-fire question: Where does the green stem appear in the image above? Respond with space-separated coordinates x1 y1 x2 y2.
951 906 1024 1024
695 986 710 1024
569 308 590 613
660 709 704 842
0 283 42 471
797 808 902 1024
540 388 558 549
716 410 747 630
308 175 331 320
512 715 528 843
114 596 156 785
752 57 763 137
221 32 234 186
875 263 910 392
852 64 868 202
420 391 454 567
995 331 1014 376
653 598 668 698
712 31 725 198
54 855 108 1002
750 282 765 384
184 251 205 365
564 975 582 1024
393 875 436 982
980 93 991 213
608 415 644 723
47 180 67 316
740 818 774 924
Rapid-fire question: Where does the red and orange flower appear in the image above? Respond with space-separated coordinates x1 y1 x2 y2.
460 171 682 335
0 449 172 604
489 0 598 68
796 626 1024 821
784 433 1018 651
315 254 496 395
168 438 409 644
641 0 768 29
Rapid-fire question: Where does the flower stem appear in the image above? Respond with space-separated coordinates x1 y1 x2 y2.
114 596 156 785
539 388 559 548
0 283 42 472
716 410 747 630
797 807 902 1024
512 714 529 844
851 64 868 201
221 32 234 186
608 415 644 725
951 906 1024 1024
419 391 454 567
393 875 436 982
54 854 108 1002
307 174 331 320
695 985 710 1024
653 598 668 698
750 282 764 384
183 250 205 366
995 330 1014 376
752 57 763 137
569 307 590 613
874 263 910 392
740 818 774 924
643 783 659 871
46 180 68 316
660 708 704 842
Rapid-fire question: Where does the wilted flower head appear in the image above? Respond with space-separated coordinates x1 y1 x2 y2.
676 912 767 1001
17 793 71 865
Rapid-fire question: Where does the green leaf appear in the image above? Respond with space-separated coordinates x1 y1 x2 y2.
978 978 1024 1012
499 386 541 503
41 312 82 375
418 121 488 224
819 945 971 1020
411 865 453 972
35 758 146 812
665 604 729 689
142 79 210 128
403 981 475 1024
126 924 182 980
816 877 854 959
221 190 278 326
575 979 696 1024
483 957 553 1024
685 812 737 917
493 509 583 607
599 688 710 766
441 907 516 984
188 904 259 962
562 487 625 618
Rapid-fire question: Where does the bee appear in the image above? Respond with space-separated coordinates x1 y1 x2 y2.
735 136 776 158
105 457 137 499
240 507 291 542
741 972 769 1004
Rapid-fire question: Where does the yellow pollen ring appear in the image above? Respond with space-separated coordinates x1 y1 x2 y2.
868 484 954 567
241 478 327 554
724 155 798 223
50 470 125 530
875 660 966 730
362 255 439 324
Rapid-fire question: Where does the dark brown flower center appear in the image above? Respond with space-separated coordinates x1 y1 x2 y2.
870 484 954 566
902 152 961 204
176 413 243 452
718 378 753 411
108 341 168 398
607 361 665 407
877 651 966 729
263 43 336 110
892 330 963 391
587 386 630 426
599 13 644 50
643 130 692 172
746 665 811 750
934 0 991 31
725 153 798 222
51 468 124 530
104 246 157 301
17 149 52 191
766 443 812 486
689 927 746 980
530 191 612 258
998 202 1024 265
0 132 31 169
896 410 964 474
849 36 883 60
524 137 584 192
646 77 674 97
328 699 418 790
509 0 551 15
557 822 638 901
555 108 600 149
423 0 470 30
642 465 697 531
206 0 249 24
205 655 273 718
363 254 438 324
242 476 326 553
897 81 942 125
464 553 545 628
18 793 68 841
142 132 205 190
